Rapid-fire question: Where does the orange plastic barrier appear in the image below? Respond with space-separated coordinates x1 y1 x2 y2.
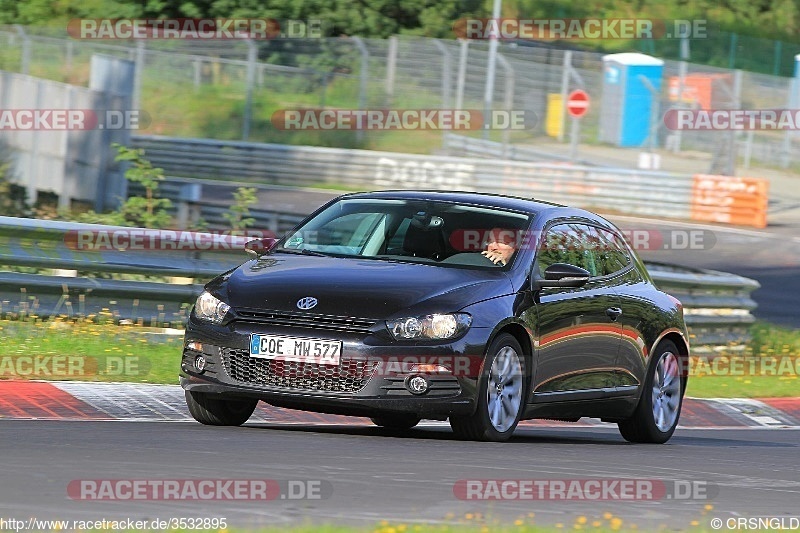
668 74 730 110
690 174 769 228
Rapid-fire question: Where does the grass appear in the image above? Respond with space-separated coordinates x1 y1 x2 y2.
0 315 182 384
686 372 799 398
85 509 726 533
1 316 798 399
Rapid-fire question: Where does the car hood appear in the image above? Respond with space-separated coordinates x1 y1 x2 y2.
211 254 513 319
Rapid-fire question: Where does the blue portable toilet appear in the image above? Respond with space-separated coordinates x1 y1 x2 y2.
599 53 664 147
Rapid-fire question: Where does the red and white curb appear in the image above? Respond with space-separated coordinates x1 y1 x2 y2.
1 380 799 429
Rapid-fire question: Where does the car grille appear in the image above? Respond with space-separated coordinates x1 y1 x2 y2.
233 309 377 335
220 348 377 393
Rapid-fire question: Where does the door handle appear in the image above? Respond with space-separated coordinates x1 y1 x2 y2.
606 307 623 321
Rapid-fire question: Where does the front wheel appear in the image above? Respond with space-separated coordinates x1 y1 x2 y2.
185 390 258 426
618 340 684 444
450 333 527 442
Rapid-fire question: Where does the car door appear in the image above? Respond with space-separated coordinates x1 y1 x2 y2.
592 226 653 393
531 223 624 401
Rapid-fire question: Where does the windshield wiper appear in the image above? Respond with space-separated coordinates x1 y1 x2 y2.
272 247 328 257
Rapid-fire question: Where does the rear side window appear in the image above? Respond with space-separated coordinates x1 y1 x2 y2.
537 224 604 277
594 227 632 276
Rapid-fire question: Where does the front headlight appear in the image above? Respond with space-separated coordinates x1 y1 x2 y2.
194 291 230 325
386 313 472 340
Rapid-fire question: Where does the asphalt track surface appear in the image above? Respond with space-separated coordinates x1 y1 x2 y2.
201 183 800 327
2 420 799 529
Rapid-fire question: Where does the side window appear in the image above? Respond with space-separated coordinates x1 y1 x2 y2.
594 228 632 276
316 212 382 248
537 224 603 277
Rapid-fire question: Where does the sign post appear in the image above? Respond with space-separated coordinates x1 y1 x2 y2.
567 89 590 161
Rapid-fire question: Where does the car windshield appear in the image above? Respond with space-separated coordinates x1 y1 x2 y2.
273 198 533 268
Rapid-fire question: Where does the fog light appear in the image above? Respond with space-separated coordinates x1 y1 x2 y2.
194 355 207 373
405 374 429 395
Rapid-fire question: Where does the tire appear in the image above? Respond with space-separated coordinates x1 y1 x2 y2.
618 340 684 444
449 333 527 442
370 414 421 430
185 390 258 426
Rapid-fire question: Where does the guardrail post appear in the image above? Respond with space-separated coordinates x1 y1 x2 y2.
176 183 202 229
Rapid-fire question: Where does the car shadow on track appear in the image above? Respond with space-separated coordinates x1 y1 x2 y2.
240 423 631 445
236 423 798 447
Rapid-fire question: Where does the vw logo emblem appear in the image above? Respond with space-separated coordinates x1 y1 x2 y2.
296 297 318 310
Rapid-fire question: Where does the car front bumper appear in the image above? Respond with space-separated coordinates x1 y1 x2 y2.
179 315 491 419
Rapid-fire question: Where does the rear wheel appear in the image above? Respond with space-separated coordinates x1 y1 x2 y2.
618 340 684 444
370 414 421 430
450 333 527 442
185 390 258 426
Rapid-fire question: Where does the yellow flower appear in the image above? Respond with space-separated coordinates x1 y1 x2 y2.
514 519 524 526
610 517 623 530
576 516 588 525
704 504 714 511
603 513 613 520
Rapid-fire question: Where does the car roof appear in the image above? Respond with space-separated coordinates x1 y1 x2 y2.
340 190 618 229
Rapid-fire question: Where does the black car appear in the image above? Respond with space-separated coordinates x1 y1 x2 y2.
181 191 688 443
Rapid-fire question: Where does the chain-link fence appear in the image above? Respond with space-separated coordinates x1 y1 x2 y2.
2 25 799 172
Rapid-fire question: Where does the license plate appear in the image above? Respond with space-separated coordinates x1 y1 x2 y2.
249 334 342 365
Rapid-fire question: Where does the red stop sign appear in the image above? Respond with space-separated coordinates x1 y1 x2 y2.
567 90 590 118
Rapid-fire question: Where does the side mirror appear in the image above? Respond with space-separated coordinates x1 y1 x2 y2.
533 263 591 291
244 238 277 258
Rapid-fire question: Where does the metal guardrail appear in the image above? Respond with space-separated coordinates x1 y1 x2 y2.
126 178 307 232
0 216 759 349
442 132 611 167
130 134 769 228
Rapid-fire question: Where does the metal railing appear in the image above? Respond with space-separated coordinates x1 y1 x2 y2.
0 216 759 350
130 134 769 228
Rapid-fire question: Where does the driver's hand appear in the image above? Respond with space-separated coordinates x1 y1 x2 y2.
481 250 507 266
